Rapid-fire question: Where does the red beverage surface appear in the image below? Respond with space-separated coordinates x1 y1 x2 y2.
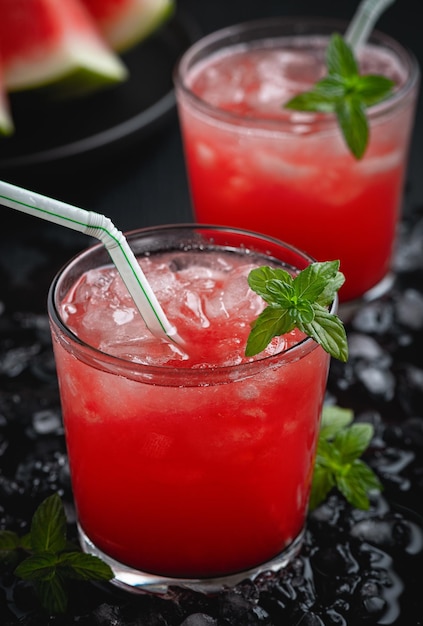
177 38 417 302
52 249 330 577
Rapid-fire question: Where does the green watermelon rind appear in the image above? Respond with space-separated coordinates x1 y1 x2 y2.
33 65 128 101
4 36 128 96
0 103 14 137
103 0 175 53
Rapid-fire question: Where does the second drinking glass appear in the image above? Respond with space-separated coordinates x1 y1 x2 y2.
174 16 420 304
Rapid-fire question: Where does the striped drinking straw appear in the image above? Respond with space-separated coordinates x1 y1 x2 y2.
0 179 183 346
345 0 396 51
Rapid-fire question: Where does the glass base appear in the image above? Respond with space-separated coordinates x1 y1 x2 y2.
338 271 395 323
78 525 305 596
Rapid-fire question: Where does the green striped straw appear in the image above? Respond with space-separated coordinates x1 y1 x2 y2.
0 179 183 345
345 0 396 51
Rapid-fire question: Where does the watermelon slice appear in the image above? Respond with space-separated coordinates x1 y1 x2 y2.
80 0 175 52
0 57 13 136
0 0 128 97
0 85 13 136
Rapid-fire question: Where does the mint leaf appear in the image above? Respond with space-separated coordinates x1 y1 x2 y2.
327 31 358 76
247 265 294 301
15 552 60 581
355 73 397 105
310 406 383 511
30 493 67 554
333 422 375 462
293 260 340 303
309 463 336 511
0 530 20 554
58 552 115 581
300 303 349 362
319 405 353 438
1 494 114 614
245 261 348 361
284 33 394 159
337 95 368 159
37 576 68 615
246 305 295 356
336 459 384 510
15 550 113 614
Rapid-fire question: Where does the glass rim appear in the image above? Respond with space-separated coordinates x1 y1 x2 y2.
173 15 420 133
48 223 335 385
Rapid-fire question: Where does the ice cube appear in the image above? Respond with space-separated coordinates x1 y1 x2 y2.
215 264 263 320
32 409 63 435
140 257 178 302
256 49 325 104
395 289 423 329
195 141 216 167
179 614 218 626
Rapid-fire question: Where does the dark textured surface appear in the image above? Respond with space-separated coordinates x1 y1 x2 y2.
1 1 423 624
1 205 423 625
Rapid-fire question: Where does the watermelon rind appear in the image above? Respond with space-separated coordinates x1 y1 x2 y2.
0 97 14 136
91 0 176 53
4 35 128 98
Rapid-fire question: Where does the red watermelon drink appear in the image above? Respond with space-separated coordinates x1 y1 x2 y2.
48 225 336 593
174 18 419 304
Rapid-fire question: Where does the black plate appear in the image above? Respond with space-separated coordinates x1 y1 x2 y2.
0 9 200 173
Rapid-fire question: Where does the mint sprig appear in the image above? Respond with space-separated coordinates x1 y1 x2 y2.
0 494 113 614
245 260 348 361
284 33 394 159
310 405 383 511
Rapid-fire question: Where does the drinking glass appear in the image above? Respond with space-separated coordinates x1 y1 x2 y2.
174 17 420 305
48 224 333 594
